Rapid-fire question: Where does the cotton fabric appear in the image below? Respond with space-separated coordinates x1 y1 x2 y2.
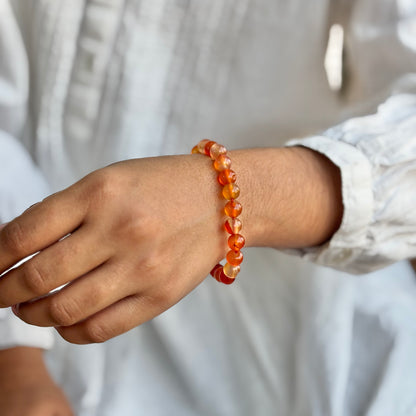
1 1 416 415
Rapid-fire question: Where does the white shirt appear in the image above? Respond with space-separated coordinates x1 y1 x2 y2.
1 0 416 415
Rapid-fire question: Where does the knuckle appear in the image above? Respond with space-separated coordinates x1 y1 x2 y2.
41 194 62 217
88 170 119 206
89 283 106 304
84 321 110 343
139 254 160 275
142 278 175 311
49 298 79 327
22 262 48 296
153 285 175 309
111 210 156 248
2 221 27 256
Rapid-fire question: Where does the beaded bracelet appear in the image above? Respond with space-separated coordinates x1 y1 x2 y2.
191 139 245 285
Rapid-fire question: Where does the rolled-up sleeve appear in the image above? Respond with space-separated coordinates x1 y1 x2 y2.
286 0 416 274
0 0 53 349
288 95 416 273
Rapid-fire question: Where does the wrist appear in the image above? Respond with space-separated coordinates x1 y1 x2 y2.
229 146 343 249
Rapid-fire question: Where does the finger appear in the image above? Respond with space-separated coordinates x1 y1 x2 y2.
13 259 133 327
0 224 110 307
0 186 87 274
56 293 164 344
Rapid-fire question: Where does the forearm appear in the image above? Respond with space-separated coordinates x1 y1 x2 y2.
229 147 343 250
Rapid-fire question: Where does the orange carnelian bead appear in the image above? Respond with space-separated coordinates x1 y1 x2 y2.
210 263 223 282
224 200 242 217
211 263 236 284
192 140 244 285
228 234 245 252
213 154 231 171
223 263 240 278
218 169 237 186
219 270 236 284
224 217 242 234
210 263 223 278
221 273 236 284
226 250 243 266
209 143 227 160
197 139 211 153
204 140 217 156
214 267 235 284
222 183 240 200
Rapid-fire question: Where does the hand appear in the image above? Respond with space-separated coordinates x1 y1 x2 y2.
0 347 74 416
0 148 342 344
0 155 227 343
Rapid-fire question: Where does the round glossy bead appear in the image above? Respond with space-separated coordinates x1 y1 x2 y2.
223 263 240 278
224 200 242 218
226 250 243 266
220 271 236 284
210 263 223 278
210 263 236 284
228 234 245 252
213 155 232 172
209 143 227 160
213 268 223 283
210 263 223 282
204 140 217 156
224 217 242 234
192 140 244 285
197 139 211 153
218 269 236 284
217 169 237 186
222 183 240 200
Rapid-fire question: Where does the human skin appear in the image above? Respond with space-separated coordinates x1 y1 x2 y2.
0 147 342 344
0 146 342 413
0 347 74 416
0 223 73 415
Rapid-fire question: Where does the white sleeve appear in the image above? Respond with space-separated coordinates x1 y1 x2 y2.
286 1 416 274
0 0 54 349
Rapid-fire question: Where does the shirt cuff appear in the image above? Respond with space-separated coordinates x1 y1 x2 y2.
0 308 54 350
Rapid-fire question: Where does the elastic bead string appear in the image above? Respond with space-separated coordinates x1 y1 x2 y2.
191 139 245 284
